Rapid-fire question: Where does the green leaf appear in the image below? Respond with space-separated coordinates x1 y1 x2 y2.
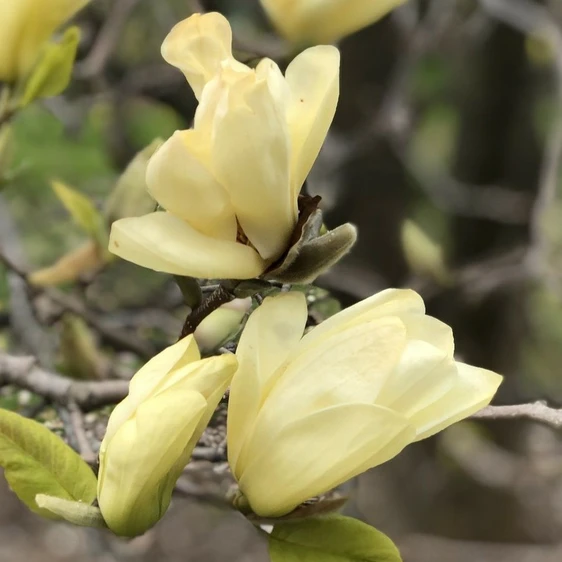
19 26 81 107
36 494 107 528
269 515 402 562
51 180 108 249
104 139 161 223
0 408 97 519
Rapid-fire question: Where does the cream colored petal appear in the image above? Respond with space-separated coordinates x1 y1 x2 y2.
238 403 415 517
102 335 200 444
261 0 407 44
10 0 89 81
376 340 457 417
399 313 454 357
98 390 207 537
411 362 503 441
212 78 295 261
265 316 408 421
159 354 237 405
109 212 266 280
161 354 237 454
300 288 424 350
161 12 247 99
146 130 236 240
285 45 339 196
0 0 32 81
228 292 308 477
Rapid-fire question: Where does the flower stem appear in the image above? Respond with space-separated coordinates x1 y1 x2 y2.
178 285 235 339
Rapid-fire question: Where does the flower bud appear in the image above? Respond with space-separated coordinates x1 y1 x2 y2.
97 335 237 536
194 298 252 353
227 291 502 517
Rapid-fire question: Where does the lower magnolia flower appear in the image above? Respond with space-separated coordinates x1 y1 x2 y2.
97 335 237 537
227 290 502 517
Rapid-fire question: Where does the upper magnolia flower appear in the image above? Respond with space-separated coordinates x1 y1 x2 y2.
97 335 237 537
260 0 408 45
109 12 340 280
0 0 88 83
227 290 502 517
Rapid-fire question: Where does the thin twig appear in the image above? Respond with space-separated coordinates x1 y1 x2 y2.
76 0 142 79
67 400 97 465
472 401 562 429
0 353 128 411
179 285 235 339
0 248 156 359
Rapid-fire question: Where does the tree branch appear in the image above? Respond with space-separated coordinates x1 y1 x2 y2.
0 353 128 411
472 401 562 429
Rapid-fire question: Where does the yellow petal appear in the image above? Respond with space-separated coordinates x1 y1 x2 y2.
285 45 340 197
146 130 236 240
161 12 247 100
399 313 454 357
238 403 414 517
411 362 503 441
109 212 267 279
0 0 89 83
161 354 237 454
98 389 207 537
301 288 424 350
251 316 408 440
0 0 32 81
228 292 308 477
376 340 457 417
260 0 407 44
103 335 200 443
212 76 295 261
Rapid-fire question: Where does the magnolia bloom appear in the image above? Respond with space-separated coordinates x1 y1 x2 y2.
0 0 88 83
109 12 340 280
228 290 502 517
97 335 236 537
260 0 408 45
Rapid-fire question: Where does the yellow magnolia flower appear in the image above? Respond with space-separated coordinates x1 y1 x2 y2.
97 335 237 537
228 290 502 517
260 0 408 45
109 12 340 280
0 0 88 83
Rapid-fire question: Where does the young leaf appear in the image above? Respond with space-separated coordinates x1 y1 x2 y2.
269 514 402 562
18 27 81 107
0 408 97 519
28 240 105 287
51 180 108 249
36 494 107 528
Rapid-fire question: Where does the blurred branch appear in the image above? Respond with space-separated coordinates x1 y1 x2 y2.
57 400 97 465
480 0 562 289
0 249 156 360
473 401 562 429
0 353 128 410
76 0 142 80
0 195 55 367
